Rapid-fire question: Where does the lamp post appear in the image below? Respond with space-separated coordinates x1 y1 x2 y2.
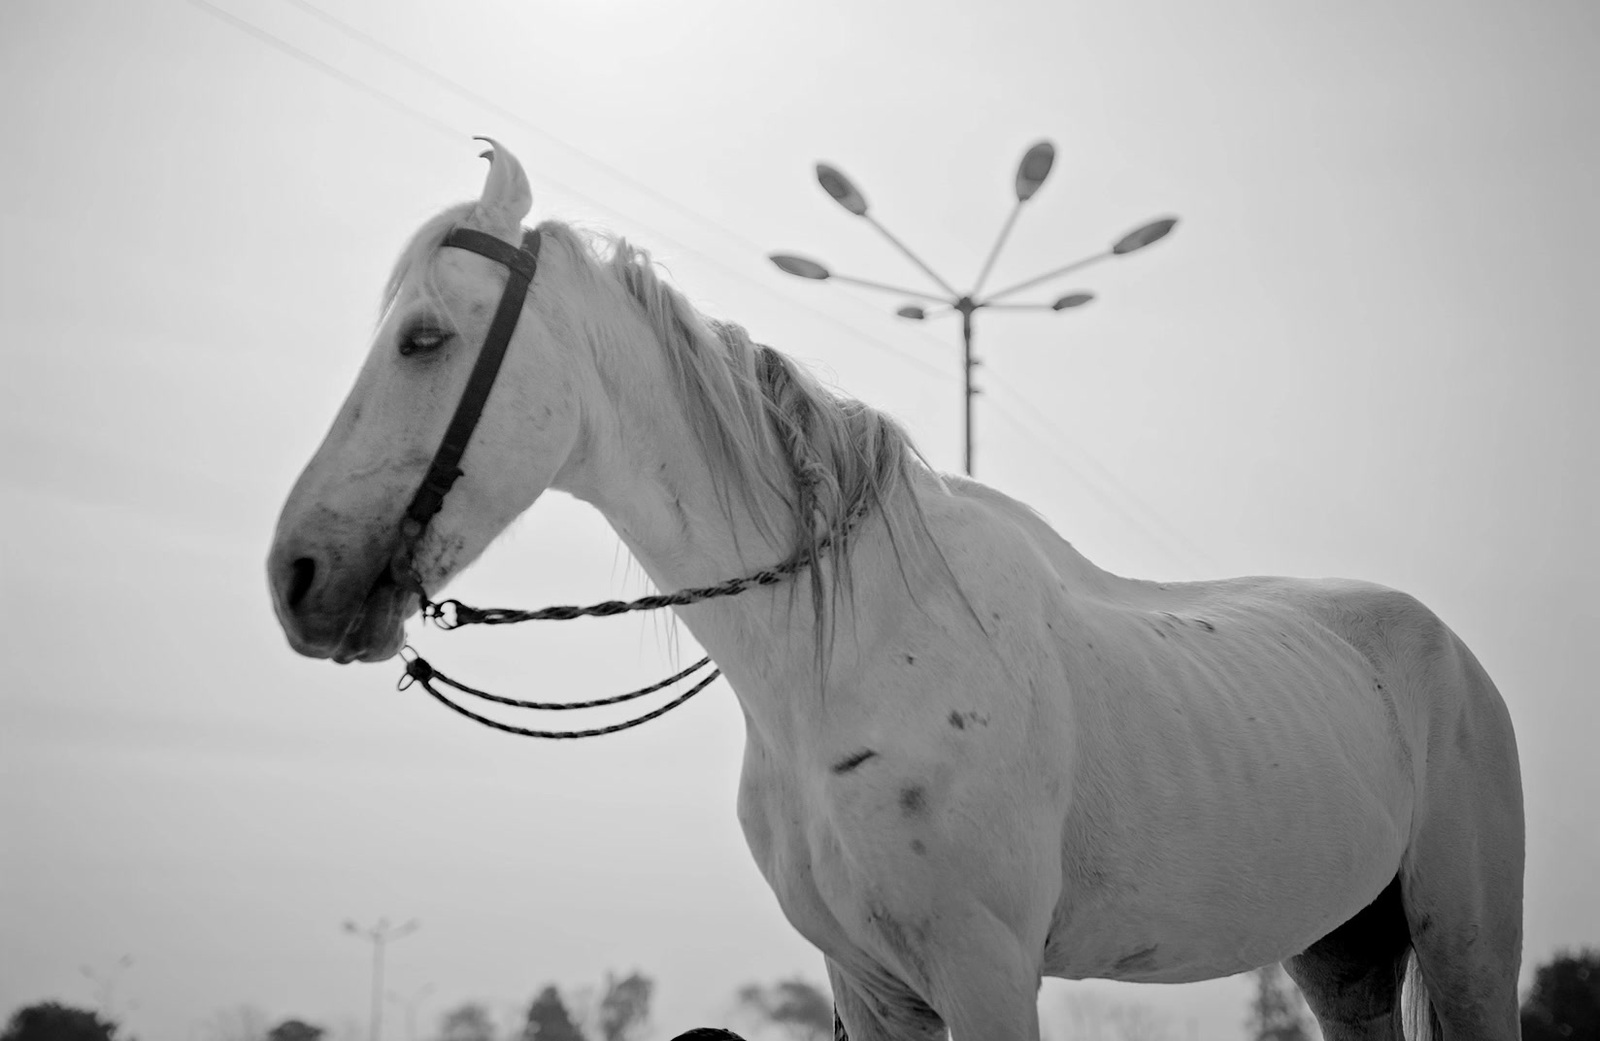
343 918 419 1041
771 140 1177 476
388 983 435 1041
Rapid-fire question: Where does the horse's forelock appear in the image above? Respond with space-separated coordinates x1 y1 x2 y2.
380 202 478 319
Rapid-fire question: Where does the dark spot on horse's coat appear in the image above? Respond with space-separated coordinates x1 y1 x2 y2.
947 710 989 730
910 839 926 855
1114 945 1160 973
832 749 878 774
904 654 915 665
1196 618 1216 632
899 786 926 815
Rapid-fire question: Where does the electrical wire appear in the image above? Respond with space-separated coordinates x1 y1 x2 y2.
180 0 955 383
982 375 1221 572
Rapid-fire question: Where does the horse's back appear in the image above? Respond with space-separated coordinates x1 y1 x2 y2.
936 474 1516 804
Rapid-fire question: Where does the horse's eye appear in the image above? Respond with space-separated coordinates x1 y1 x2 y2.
399 329 452 357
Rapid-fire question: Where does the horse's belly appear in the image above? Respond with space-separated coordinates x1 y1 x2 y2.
1046 778 1408 982
1049 634 1415 981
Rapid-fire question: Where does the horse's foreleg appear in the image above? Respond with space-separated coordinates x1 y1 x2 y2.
920 903 1044 1041
825 958 944 1041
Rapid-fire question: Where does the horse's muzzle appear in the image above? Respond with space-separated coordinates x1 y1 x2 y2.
268 544 411 663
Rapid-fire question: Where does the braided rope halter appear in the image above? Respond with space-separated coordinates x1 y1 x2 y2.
388 225 848 739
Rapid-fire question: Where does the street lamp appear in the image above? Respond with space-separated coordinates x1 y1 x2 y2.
388 983 435 1041
344 918 419 1041
770 140 1177 476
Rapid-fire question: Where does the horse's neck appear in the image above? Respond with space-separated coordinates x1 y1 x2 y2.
568 410 786 582
556 368 826 703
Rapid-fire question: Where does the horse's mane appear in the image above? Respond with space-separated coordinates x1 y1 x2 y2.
574 223 943 651
385 209 948 658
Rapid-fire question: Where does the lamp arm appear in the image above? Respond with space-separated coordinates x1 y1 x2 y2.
981 250 1109 304
971 199 1023 297
863 215 960 297
828 274 955 303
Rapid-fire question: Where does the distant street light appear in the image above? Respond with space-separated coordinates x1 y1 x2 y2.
388 983 435 1041
771 139 1177 475
344 918 419 1041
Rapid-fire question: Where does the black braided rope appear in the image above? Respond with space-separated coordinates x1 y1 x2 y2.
401 500 871 739
418 498 872 630
422 564 799 628
401 651 713 710
401 655 721 739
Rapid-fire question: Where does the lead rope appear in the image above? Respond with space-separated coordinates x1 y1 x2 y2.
396 500 868 739
398 651 724 740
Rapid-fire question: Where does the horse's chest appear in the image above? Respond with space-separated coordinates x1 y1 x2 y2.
734 732 960 972
734 745 859 954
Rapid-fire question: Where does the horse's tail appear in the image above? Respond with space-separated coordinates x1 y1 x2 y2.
1400 949 1443 1041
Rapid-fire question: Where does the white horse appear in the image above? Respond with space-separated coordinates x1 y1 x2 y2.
268 143 1525 1041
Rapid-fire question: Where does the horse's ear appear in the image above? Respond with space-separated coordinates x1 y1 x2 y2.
467 136 532 236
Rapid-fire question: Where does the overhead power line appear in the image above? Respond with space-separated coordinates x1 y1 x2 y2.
277 0 781 262
273 0 982 372
983 375 1220 573
180 0 953 382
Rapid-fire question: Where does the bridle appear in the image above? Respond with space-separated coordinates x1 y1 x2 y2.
391 225 542 580
385 224 835 739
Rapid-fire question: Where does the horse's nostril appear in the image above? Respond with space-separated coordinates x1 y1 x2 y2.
287 557 317 609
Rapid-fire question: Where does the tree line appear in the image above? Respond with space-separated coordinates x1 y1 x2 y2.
4 949 1594 1040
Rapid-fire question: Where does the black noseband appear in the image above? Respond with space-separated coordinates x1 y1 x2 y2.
393 226 542 590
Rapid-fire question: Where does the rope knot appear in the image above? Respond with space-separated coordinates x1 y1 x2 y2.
405 656 435 684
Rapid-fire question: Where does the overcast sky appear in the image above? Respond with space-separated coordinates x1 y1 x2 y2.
3 1 1595 1039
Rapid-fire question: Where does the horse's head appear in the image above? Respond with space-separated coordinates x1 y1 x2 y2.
267 140 587 662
